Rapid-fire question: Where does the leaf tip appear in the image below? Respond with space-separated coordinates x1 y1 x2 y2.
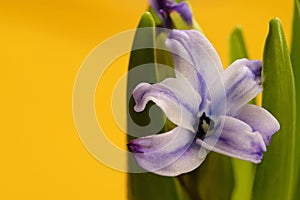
269 18 282 28
138 12 155 28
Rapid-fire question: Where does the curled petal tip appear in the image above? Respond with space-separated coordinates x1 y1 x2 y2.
235 104 280 146
245 60 262 84
127 140 145 153
127 142 144 153
223 59 263 115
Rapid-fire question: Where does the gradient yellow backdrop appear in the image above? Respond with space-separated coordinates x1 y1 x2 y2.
2 0 292 199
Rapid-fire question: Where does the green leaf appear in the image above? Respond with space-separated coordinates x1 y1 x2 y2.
128 173 187 200
228 26 255 200
229 26 249 63
148 7 162 27
291 1 300 199
155 31 175 82
231 160 255 200
178 152 234 200
127 12 158 128
252 18 296 200
127 12 186 200
291 0 300 72
128 13 156 71
198 153 234 200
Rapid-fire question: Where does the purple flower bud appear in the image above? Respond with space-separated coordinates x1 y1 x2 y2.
149 0 193 28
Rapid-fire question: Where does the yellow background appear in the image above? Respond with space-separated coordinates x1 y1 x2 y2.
2 0 292 199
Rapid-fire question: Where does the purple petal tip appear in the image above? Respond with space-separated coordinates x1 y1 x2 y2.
245 60 262 83
127 142 144 153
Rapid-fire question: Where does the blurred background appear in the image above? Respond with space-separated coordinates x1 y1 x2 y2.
1 0 292 199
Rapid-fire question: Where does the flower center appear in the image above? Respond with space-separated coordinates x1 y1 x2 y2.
196 112 214 140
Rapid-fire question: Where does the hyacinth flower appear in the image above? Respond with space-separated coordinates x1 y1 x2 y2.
127 30 280 176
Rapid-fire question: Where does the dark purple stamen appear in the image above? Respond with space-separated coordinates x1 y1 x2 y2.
196 112 214 140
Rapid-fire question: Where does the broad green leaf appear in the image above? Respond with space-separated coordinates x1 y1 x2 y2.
127 13 158 128
229 26 249 63
291 1 300 199
128 12 156 72
148 7 161 27
252 18 296 200
155 31 175 82
229 27 255 200
128 173 187 200
197 153 234 200
178 152 234 200
127 12 185 200
291 0 300 88
231 160 255 200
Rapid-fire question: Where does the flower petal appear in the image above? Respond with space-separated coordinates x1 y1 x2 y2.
153 143 207 176
166 30 225 111
196 115 266 163
166 30 223 89
128 127 202 175
235 104 280 145
133 77 201 131
223 59 263 115
166 48 209 110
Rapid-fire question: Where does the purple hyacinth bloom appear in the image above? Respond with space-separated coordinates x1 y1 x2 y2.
127 30 280 176
149 0 193 28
